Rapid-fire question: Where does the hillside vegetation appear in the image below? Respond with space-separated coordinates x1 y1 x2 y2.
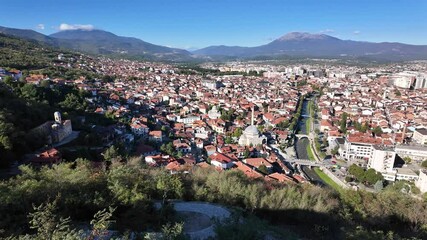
0 159 427 239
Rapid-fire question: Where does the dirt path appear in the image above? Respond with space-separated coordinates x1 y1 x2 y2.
155 201 230 239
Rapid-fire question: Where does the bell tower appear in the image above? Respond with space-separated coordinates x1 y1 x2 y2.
54 112 62 124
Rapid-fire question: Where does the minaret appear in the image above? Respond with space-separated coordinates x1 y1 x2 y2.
402 124 407 143
251 107 254 126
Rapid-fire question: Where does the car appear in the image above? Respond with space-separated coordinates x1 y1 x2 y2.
332 160 337 164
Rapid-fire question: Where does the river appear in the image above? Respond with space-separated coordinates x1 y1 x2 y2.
294 97 310 160
293 96 325 186
296 98 310 135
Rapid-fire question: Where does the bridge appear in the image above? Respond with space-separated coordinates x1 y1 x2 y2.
295 134 309 139
268 145 331 168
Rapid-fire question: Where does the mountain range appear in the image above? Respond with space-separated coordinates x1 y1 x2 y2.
0 26 192 61
1 26 427 62
194 32 427 61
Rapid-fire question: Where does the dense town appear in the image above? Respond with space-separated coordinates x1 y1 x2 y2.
2 0 427 238
2 54 427 196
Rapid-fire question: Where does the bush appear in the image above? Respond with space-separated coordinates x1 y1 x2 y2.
345 176 353 182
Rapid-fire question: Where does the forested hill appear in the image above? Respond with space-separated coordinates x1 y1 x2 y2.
0 33 65 69
0 79 90 167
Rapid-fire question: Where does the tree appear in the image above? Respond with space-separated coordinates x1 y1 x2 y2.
0 119 14 150
28 199 81 240
3 76 14 86
349 164 365 181
102 145 120 162
220 109 234 121
340 113 348 133
20 83 42 102
372 126 383 135
40 80 51 88
374 180 384 191
232 128 243 138
258 164 268 175
59 93 86 111
354 121 362 131
364 169 383 186
331 146 339 155
403 156 412 164
395 89 402 97
422 160 427 168
156 172 184 205
89 207 116 239
262 102 269 112
161 222 186 240
360 122 369 133
161 142 175 156
107 166 148 205
243 148 251 158
322 137 328 147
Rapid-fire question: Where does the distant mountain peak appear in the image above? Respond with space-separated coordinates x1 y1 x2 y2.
276 32 335 41
50 29 118 40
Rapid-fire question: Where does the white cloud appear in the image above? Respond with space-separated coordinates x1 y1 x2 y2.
353 30 361 35
36 24 45 30
320 29 335 33
59 23 95 31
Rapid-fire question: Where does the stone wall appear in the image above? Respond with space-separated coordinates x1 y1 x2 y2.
320 166 349 189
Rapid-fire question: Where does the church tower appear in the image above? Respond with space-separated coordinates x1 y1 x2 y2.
54 112 62 124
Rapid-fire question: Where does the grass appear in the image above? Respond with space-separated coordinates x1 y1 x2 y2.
314 167 343 193
306 144 315 161
308 100 314 118
318 149 326 159
305 118 311 134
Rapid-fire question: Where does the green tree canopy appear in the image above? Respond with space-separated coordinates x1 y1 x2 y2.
59 93 86 111
340 113 348 133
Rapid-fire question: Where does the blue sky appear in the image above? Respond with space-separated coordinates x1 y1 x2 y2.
1 0 426 49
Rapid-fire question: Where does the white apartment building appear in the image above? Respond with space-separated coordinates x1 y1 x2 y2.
395 145 427 161
391 72 416 89
194 126 210 140
176 115 200 125
338 139 374 161
414 73 427 89
383 168 419 182
201 79 220 89
416 170 427 193
413 128 427 145
368 146 396 173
